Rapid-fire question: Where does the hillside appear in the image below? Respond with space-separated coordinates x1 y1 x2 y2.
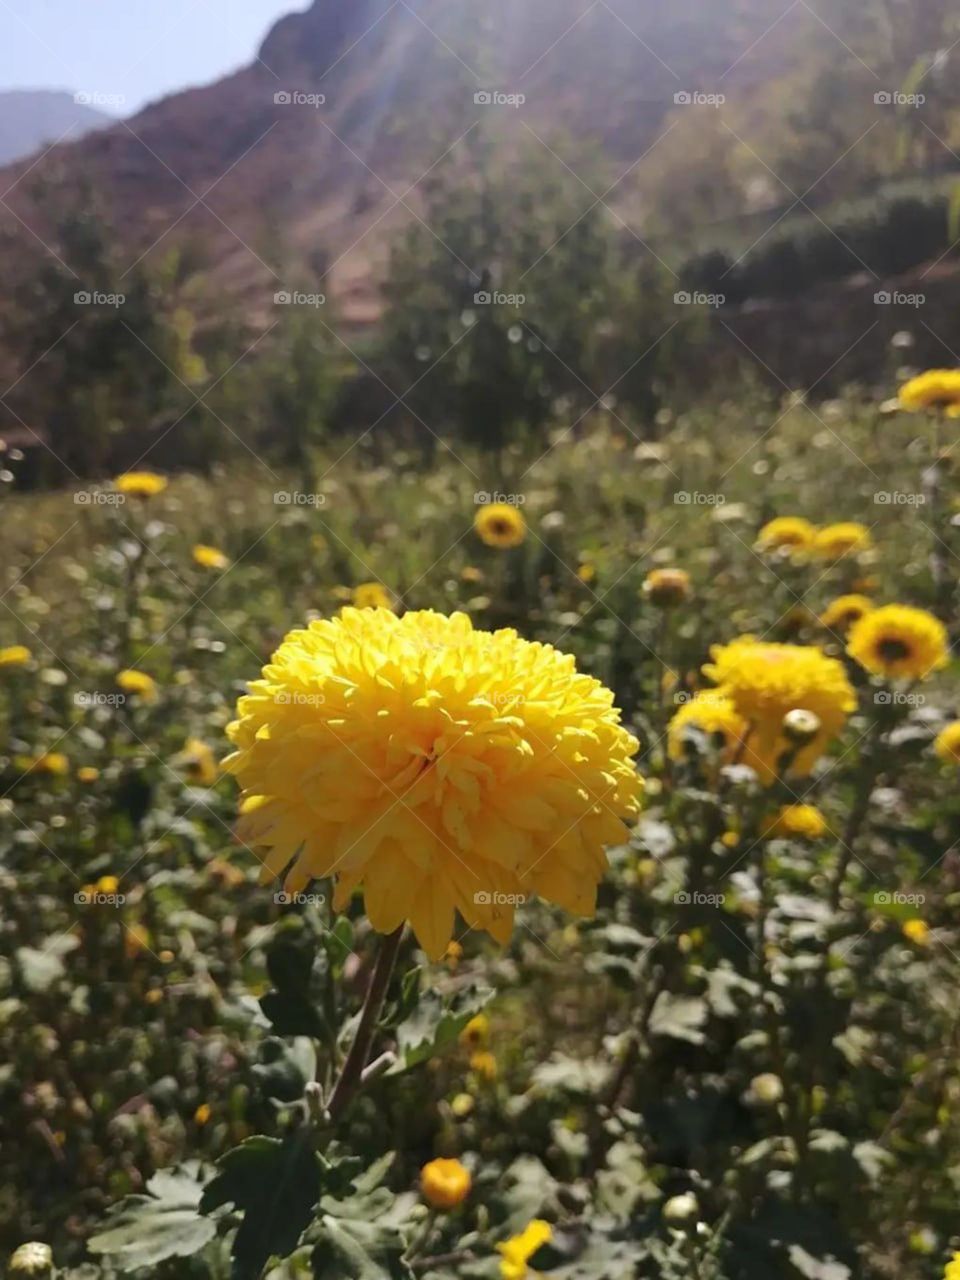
0 89 115 166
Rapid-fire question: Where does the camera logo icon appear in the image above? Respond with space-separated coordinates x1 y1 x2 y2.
274 91 292 105
474 91 493 105
473 890 492 904
874 91 892 104
74 291 92 305
474 291 491 305
274 290 292 305
874 291 891 304
674 91 692 105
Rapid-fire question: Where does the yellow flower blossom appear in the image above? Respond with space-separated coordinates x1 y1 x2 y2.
814 522 872 559
474 502 526 549
756 517 817 555
819 594 874 634
352 582 393 610
761 804 828 840
898 369 960 416
902 918 930 946
192 544 230 571
420 1157 471 1210
847 605 948 680
643 567 691 606
114 471 168 497
498 1220 553 1280
934 721 960 764
667 691 747 764
117 669 158 702
0 645 31 667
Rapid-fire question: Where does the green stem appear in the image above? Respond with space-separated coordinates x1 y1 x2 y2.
326 926 403 1121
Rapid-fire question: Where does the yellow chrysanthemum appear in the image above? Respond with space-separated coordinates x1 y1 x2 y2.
498 1220 553 1280
703 638 856 785
934 721 960 764
819 594 874 634
352 582 393 610
474 502 526 549
178 738 218 786
667 692 747 764
470 1050 498 1081
898 369 960 417
944 1250 960 1280
847 605 948 680
0 644 31 667
814 522 872 559
114 470 168 497
225 609 642 959
117 669 158 702
17 751 69 776
643 567 691 606
761 803 828 840
77 766 100 783
192 544 230 571
902 918 930 946
460 1012 490 1050
756 517 817 555
420 1157 471 1210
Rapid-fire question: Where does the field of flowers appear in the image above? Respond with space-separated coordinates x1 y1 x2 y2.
5 376 960 1280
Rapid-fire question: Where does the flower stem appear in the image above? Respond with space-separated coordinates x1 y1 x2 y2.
829 716 885 911
326 926 403 1121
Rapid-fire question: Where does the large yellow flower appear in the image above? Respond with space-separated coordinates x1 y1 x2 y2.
114 471 168 497
756 517 817 555
945 1250 960 1280
847 605 948 680
225 609 641 959
703 638 855 784
667 692 747 764
819 594 874 634
474 502 526 549
898 370 960 416
814 522 871 559
498 1220 553 1280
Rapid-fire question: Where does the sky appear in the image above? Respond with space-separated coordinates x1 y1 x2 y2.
0 0 308 115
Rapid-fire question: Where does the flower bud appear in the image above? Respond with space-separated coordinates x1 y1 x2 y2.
643 568 691 607
747 1073 784 1105
8 1243 53 1277
662 1192 699 1223
781 708 821 745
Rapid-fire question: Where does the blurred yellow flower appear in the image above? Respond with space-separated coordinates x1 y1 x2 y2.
194 1103 212 1125
474 502 526 549
761 803 827 840
643 567 691 606
117 669 158 702
498 1220 553 1280
420 1157 471 1210
847 605 948 680
225 609 642 959
179 738 218 786
577 562 596 583
460 1012 489 1050
97 875 120 894
192 544 230 571
703 638 855 785
460 565 484 583
819 594 874 634
667 691 747 764
114 471 168 497
0 644 31 667
934 721 960 764
902 918 930 946
898 369 960 416
756 517 817 555
124 923 152 958
469 1050 498 1081
352 582 393 610
17 752 69 776
944 1249 960 1279
814 522 872 559
77 766 100 784
451 1092 475 1118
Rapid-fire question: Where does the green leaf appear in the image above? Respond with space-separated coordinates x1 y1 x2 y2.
259 931 329 1039
201 1132 322 1280
88 1163 216 1269
390 974 492 1072
252 1036 317 1103
312 1216 412 1279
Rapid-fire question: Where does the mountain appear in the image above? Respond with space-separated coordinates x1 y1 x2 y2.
0 0 802 326
0 89 116 166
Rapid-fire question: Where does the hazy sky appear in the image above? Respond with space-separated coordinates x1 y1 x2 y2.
0 0 308 115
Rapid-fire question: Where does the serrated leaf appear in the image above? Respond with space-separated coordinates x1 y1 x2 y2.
88 1162 216 1269
390 976 491 1072
312 1216 412 1279
201 1133 322 1280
